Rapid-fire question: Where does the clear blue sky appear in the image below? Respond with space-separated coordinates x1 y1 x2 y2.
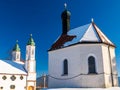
0 0 120 77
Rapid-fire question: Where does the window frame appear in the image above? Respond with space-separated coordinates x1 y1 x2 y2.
88 56 97 74
63 59 68 75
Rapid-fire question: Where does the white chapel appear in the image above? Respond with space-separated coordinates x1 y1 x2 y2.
0 35 36 90
48 5 118 88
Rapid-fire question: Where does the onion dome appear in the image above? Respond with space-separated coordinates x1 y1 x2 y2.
13 40 20 51
61 3 71 19
27 34 35 46
61 3 71 35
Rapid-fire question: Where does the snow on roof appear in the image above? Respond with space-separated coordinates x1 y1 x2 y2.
0 59 27 75
42 87 120 90
50 22 114 50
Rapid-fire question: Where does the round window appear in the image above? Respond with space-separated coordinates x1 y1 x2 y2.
10 85 15 89
10 75 16 81
2 76 7 80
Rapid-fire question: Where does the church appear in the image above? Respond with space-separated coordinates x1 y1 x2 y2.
0 35 36 90
48 4 118 88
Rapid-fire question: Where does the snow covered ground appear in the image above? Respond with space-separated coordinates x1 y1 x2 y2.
42 87 120 90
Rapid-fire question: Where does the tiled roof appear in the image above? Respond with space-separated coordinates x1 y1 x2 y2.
50 34 76 50
49 22 115 51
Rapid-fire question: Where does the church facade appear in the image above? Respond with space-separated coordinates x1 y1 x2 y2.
48 6 118 88
0 35 36 90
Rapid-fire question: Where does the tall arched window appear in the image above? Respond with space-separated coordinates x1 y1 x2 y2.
88 56 96 74
63 59 68 75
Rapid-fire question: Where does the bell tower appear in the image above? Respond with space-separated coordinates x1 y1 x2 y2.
12 40 21 62
25 34 36 90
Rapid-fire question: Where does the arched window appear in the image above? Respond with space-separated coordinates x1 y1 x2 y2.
63 59 68 75
88 56 96 74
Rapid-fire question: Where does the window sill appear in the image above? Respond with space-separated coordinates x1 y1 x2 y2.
61 74 68 76
88 72 97 75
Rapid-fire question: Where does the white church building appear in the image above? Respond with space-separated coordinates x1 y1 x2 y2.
48 5 118 88
0 35 36 90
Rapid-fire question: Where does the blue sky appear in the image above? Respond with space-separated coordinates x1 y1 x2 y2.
0 0 120 77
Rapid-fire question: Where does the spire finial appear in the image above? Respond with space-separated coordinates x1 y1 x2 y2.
16 40 18 43
64 3 67 9
27 34 35 46
91 18 94 23
30 34 32 37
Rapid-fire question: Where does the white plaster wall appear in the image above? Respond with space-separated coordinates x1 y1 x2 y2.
101 45 112 87
48 44 105 88
109 47 118 86
104 75 112 87
101 45 111 74
101 45 118 87
12 51 21 61
0 74 26 90
27 73 36 80
49 74 105 88
26 45 35 60
109 47 117 75
28 60 36 72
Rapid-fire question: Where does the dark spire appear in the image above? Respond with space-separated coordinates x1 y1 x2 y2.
61 3 71 35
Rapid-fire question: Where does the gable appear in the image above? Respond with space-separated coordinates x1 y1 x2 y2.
80 24 100 42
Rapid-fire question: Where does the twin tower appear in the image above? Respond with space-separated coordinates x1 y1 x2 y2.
12 34 36 89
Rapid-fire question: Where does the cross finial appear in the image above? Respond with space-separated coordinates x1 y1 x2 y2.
91 18 94 23
64 3 67 9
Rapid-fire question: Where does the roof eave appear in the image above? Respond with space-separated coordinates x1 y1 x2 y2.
48 42 115 51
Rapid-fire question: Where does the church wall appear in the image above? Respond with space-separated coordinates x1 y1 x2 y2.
27 73 36 90
101 44 111 74
101 45 118 87
109 47 118 86
109 47 118 75
27 60 36 73
101 44 112 87
0 74 26 90
48 44 106 88
27 73 36 80
26 45 35 61
48 74 105 88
